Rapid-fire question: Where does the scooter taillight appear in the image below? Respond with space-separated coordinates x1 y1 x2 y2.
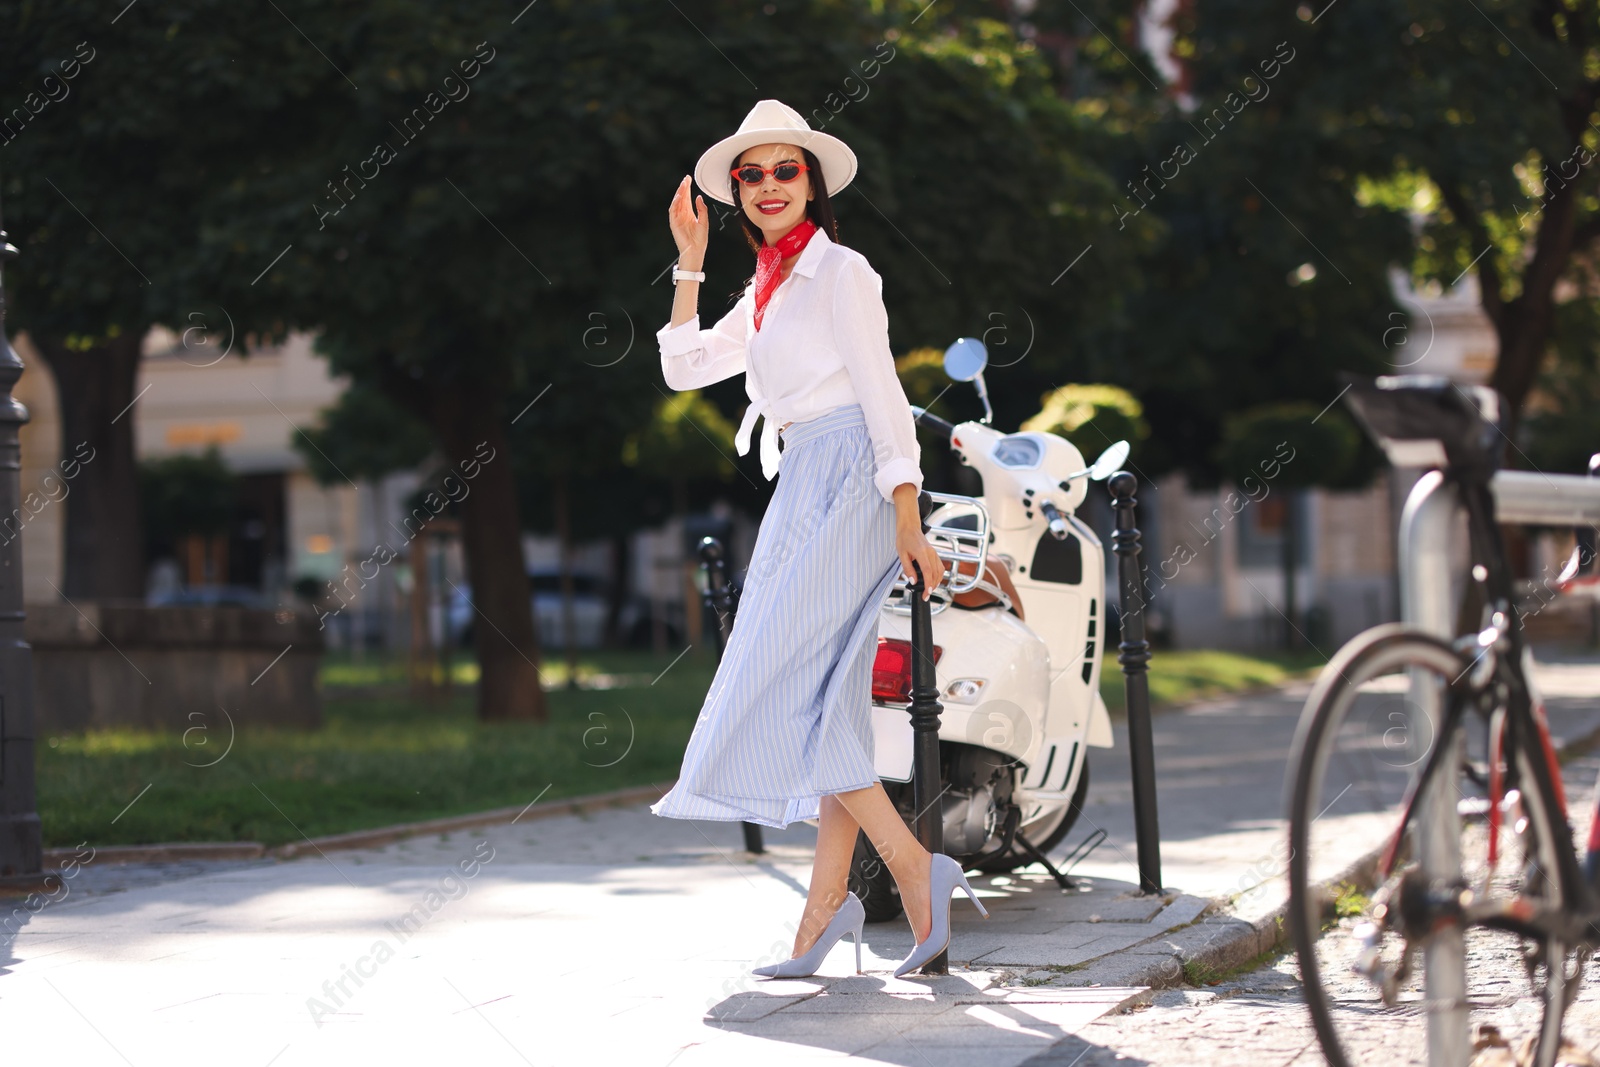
871 637 943 703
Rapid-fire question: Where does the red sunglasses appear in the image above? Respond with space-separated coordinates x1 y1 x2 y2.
730 161 810 185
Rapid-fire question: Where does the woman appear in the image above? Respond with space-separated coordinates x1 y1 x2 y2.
650 100 987 980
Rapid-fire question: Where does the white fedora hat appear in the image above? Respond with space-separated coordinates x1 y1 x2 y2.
693 99 858 207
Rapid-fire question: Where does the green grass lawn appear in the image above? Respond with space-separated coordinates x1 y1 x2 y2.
36 644 1323 848
1098 647 1325 716
37 648 720 849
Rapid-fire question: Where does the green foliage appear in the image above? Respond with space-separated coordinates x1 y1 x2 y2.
1332 882 1372 920
137 445 238 548
2 0 1159 549
294 381 437 487
1097 14 1407 483
1021 383 1150 465
1147 0 1600 446
1524 297 1600 474
0 1 329 343
185 0 1146 485
621 390 737 482
1524 367 1600 475
1216 402 1363 491
897 347 953 411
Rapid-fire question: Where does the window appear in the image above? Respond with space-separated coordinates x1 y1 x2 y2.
1237 488 1310 568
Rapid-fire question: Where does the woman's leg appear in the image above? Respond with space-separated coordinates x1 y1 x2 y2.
831 782 933 943
791 783 934 956
791 793 859 958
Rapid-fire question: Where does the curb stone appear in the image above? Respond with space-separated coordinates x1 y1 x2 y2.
1042 894 1289 995
268 781 672 858
33 780 675 871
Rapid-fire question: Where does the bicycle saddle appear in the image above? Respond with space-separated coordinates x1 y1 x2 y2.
1340 373 1507 477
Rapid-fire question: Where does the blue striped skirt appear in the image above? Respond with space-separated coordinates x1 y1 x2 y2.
650 402 904 828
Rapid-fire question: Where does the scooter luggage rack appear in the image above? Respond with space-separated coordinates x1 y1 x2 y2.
884 491 990 616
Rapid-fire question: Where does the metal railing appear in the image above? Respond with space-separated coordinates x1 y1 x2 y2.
883 492 990 616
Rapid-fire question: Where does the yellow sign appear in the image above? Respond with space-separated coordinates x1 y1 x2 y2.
164 422 242 447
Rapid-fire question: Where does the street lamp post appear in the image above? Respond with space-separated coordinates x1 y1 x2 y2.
0 195 45 879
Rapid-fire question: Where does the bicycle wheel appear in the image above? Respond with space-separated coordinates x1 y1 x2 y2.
1285 624 1578 1067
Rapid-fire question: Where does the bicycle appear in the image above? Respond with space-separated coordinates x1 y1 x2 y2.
1284 374 1600 1067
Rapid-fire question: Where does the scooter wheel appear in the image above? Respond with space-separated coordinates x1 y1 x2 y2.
973 758 1089 874
848 831 904 923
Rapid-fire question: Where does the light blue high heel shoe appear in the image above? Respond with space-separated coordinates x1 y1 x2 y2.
893 853 990 978
751 891 866 978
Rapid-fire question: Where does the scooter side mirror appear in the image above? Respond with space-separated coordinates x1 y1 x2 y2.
1088 440 1130 481
943 337 994 425
942 337 988 381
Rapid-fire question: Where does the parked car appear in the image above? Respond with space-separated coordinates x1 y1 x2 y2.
149 584 276 609
446 569 681 650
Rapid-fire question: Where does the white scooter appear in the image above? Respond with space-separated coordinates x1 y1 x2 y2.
844 336 1128 921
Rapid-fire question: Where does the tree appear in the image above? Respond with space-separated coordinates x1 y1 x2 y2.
1164 0 1600 444
193 0 1143 721
138 444 239 585
1524 289 1600 474
622 390 738 515
292 379 440 660
608 390 738 663
878 2 1414 491
293 380 436 487
1021 383 1151 466
895 347 952 410
1216 401 1362 648
1 2 334 599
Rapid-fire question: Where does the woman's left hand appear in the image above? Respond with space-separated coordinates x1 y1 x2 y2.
896 520 946 601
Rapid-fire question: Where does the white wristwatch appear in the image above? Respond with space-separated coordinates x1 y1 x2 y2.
672 267 706 285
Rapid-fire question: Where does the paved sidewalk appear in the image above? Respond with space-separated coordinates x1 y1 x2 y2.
2 654 1597 1066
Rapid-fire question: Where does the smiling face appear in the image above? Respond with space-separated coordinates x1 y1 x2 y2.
735 142 815 245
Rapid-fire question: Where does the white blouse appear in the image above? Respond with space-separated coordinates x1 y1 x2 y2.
655 228 924 505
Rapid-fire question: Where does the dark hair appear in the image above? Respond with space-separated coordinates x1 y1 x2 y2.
726 145 841 299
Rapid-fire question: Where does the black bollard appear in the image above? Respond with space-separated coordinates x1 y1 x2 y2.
907 490 948 974
697 536 763 855
1109 472 1162 896
697 536 737 655
0 196 43 880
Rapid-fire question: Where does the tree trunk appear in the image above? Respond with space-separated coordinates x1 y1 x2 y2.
33 333 145 600
407 530 438 703
552 471 579 690
1449 136 1579 439
1489 307 1557 441
1281 491 1299 650
430 384 546 722
603 532 630 649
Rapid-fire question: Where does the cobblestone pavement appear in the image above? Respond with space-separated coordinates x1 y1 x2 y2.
1028 739 1600 1067
1025 942 1600 1067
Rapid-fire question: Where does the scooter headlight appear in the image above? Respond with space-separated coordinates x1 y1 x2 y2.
943 678 986 704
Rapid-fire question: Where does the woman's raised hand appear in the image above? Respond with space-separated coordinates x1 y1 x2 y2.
896 523 947 602
669 175 710 271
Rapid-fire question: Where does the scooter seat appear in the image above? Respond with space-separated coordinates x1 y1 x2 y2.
950 554 1025 621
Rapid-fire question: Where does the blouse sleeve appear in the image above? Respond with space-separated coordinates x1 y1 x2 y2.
657 294 749 390
832 256 924 504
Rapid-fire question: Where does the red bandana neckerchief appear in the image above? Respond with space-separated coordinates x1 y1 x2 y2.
752 217 819 333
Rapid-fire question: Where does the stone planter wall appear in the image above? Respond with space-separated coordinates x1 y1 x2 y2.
25 602 324 734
